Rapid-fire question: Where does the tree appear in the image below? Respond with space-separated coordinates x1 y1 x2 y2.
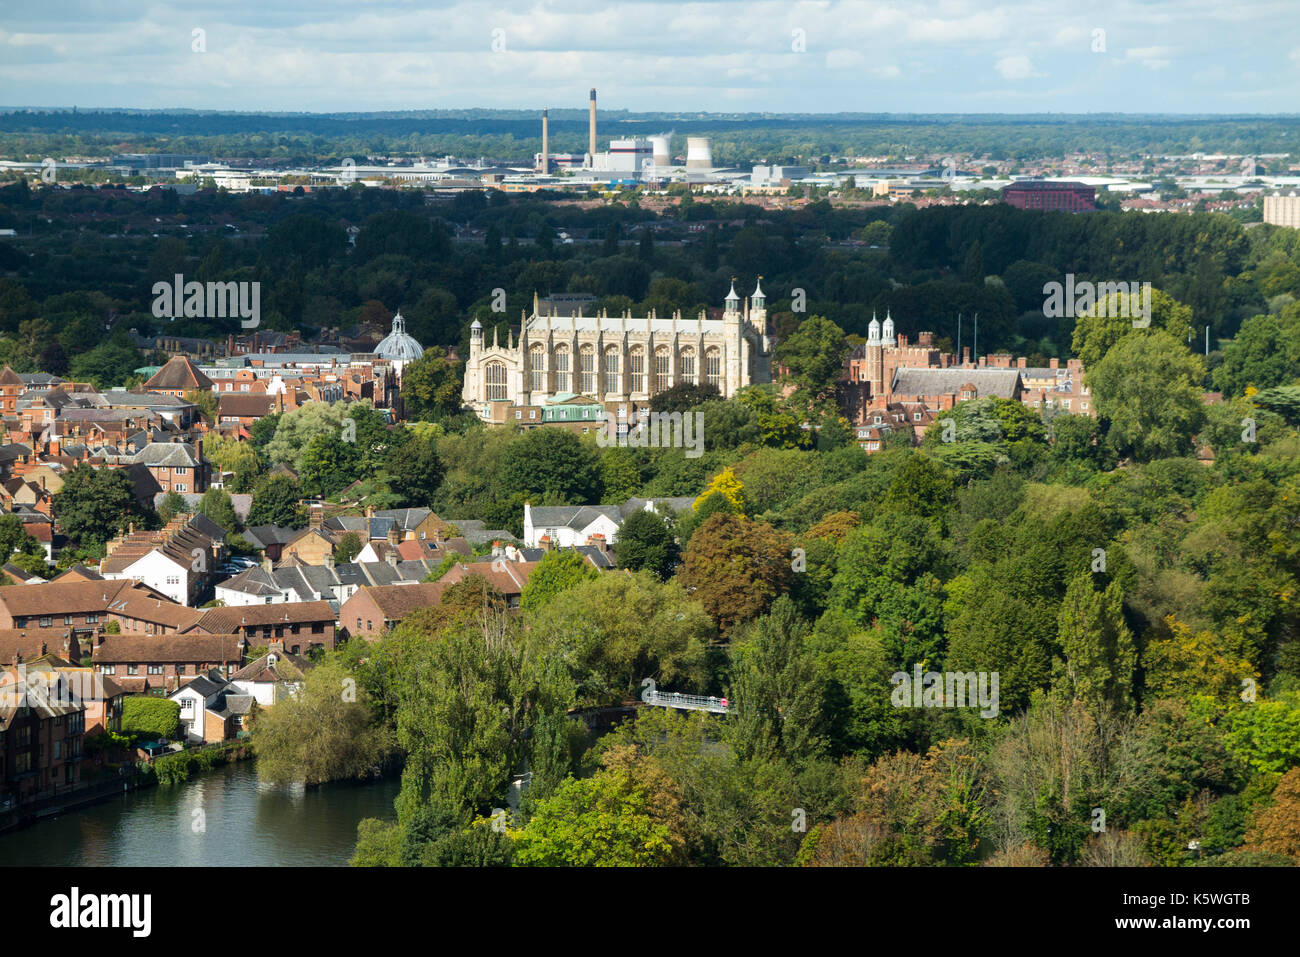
1088 330 1207 462
298 432 361 498
253 657 392 786
500 428 600 503
1071 287 1194 368
1144 617 1256 704
121 697 180 739
335 531 363 564
0 514 42 560
598 447 643 503
197 488 238 533
726 596 826 762
205 432 261 493
774 315 849 400
246 474 307 529
67 339 143 389
519 549 599 611
1053 573 1137 715
1213 305 1300 398
53 465 153 548
384 433 444 507
679 513 795 632
649 382 721 415
528 571 712 704
613 508 679 579
1245 767 1300 862
695 465 747 514
157 490 188 524
514 747 687 866
401 347 465 420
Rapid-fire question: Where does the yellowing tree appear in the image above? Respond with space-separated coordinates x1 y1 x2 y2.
695 466 747 515
1143 616 1256 703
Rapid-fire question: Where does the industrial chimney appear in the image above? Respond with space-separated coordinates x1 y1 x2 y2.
540 108 549 173
588 88 597 158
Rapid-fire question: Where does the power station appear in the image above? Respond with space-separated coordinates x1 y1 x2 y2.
530 89 713 183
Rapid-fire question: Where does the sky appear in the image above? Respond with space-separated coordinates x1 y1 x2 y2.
1 0 1298 115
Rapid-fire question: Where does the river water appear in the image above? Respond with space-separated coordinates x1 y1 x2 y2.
0 762 399 867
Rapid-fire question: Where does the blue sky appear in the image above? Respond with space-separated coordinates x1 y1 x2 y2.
1 0 1298 114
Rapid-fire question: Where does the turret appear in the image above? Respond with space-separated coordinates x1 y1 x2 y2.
724 279 741 318
882 310 896 346
867 311 881 345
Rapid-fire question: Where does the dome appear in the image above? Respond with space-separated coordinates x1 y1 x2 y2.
375 312 424 363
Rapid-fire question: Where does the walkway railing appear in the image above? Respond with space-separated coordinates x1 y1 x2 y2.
642 691 731 713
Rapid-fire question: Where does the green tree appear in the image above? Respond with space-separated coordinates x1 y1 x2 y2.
254 657 393 786
1089 330 1207 462
613 508 680 579
246 474 307 528
500 428 600 503
774 314 849 400
1053 573 1137 715
53 465 154 548
519 549 599 611
726 596 826 762
0 514 42 559
384 433 444 508
401 347 465 420
197 487 238 533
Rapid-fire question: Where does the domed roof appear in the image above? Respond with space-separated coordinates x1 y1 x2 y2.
375 312 424 362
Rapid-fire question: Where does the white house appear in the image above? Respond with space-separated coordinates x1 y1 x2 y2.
228 648 308 709
103 549 198 607
523 502 621 549
170 671 252 744
522 497 697 550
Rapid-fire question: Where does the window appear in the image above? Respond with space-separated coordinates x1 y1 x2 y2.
147 664 163 675
653 348 670 395
705 348 722 389
356 618 362 631
579 347 595 395
628 349 645 395
127 665 138 675
64 616 74 626
485 361 508 402
99 665 115 675
85 614 98 624
603 349 619 392
514 410 521 420
39 617 51 628
529 345 545 392
366 620 373 631
679 349 696 385
175 484 186 493
180 698 193 712
553 348 570 393
174 467 187 475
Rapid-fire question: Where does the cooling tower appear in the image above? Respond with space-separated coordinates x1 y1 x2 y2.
685 137 712 170
649 134 671 168
589 89 597 157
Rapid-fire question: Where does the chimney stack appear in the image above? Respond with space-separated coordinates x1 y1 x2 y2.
540 108 549 174
589 88 597 158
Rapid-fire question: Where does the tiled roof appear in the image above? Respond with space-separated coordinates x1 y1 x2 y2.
191 600 336 633
93 633 246 664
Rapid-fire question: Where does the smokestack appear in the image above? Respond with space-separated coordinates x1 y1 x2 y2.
540 108 549 174
589 88 597 158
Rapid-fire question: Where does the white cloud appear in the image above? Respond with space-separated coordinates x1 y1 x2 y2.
1124 46 1173 70
995 55 1040 80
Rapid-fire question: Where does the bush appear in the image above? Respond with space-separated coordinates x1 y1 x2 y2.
120 697 181 739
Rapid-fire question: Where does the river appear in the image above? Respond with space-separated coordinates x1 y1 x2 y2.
0 762 400 867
